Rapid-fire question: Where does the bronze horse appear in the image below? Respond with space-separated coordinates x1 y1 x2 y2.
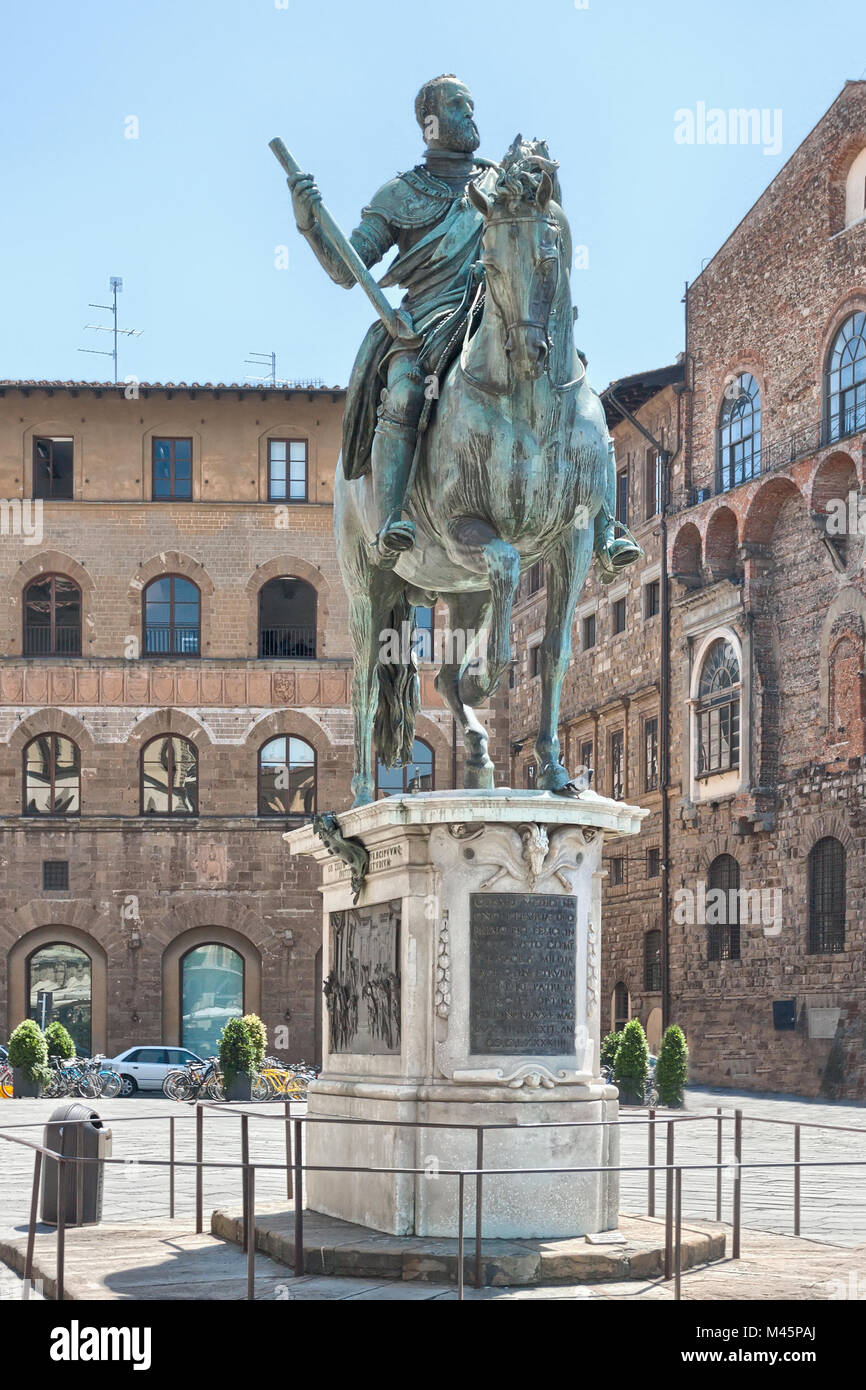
335 149 614 806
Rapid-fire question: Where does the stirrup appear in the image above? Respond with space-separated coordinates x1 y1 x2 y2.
372 519 416 567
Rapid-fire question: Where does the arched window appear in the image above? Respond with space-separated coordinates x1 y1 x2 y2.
643 930 662 991
707 854 741 961
28 943 92 1055
181 944 244 1057
697 639 741 776
808 837 846 954
844 148 866 229
258 577 316 658
376 737 434 796
141 735 198 815
258 735 316 816
826 313 866 443
23 734 80 815
612 982 629 1033
718 373 762 491
143 576 200 656
23 575 81 656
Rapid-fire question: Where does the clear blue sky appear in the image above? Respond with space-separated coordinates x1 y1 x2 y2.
2 0 865 393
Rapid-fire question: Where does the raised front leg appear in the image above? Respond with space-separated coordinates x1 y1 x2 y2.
536 524 595 792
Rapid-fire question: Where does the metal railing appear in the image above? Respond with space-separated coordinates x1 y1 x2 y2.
143 624 200 656
258 626 316 659
23 625 82 657
3 1101 866 1302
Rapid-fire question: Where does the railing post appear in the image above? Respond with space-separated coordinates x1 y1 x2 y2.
56 1157 65 1301
284 1100 293 1201
733 1109 742 1260
241 1113 250 1254
664 1120 674 1279
75 1124 84 1227
457 1172 465 1303
648 1107 656 1217
169 1116 175 1219
23 1149 43 1300
474 1128 484 1290
293 1118 304 1275
794 1123 801 1238
674 1166 683 1301
195 1104 203 1235
246 1166 256 1301
715 1107 722 1221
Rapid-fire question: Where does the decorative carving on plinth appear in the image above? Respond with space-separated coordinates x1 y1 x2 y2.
312 811 369 904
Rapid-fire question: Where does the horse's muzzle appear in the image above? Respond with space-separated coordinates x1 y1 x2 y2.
505 324 549 379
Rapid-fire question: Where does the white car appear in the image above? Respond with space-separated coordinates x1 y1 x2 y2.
105 1046 204 1096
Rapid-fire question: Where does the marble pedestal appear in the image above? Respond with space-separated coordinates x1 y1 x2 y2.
285 788 647 1239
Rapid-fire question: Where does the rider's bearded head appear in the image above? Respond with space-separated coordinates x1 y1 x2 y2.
415 75 480 154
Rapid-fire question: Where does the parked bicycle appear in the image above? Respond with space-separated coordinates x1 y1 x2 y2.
163 1056 224 1102
251 1057 318 1102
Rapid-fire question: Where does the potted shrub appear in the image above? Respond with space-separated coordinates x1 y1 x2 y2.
242 1014 267 1071
613 1018 649 1105
8 1019 51 1098
600 1030 623 1072
655 1024 689 1108
44 1020 75 1061
219 1017 256 1101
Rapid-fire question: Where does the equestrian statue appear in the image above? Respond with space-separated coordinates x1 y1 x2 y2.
271 74 641 807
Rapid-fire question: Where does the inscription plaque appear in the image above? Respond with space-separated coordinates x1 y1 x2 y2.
470 892 577 1055
325 900 401 1055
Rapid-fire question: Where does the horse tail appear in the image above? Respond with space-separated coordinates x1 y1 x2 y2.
373 589 420 770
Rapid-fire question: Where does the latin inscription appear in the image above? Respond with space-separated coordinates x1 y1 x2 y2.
470 892 577 1055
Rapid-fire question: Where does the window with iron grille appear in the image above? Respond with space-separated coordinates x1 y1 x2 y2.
697 638 740 776
582 612 596 649
644 715 659 792
826 312 866 444
646 846 661 878
707 854 741 961
616 469 628 525
808 836 846 953
718 373 761 492
644 929 662 991
610 855 625 887
644 579 660 619
33 437 73 499
613 982 629 1032
610 728 624 799
612 596 627 635
42 860 69 891
152 438 192 500
645 447 662 519
268 438 308 501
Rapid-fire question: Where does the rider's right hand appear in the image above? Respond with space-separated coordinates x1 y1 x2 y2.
288 171 322 232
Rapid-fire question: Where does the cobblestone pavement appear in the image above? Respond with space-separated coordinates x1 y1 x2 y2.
1 1085 864 1299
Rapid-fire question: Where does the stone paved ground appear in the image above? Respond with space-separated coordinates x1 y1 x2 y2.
1 1085 864 1299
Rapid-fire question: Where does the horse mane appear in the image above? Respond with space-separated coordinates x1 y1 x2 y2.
492 134 563 209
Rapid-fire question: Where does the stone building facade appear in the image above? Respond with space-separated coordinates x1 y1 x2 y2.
0 381 477 1067
512 81 866 1098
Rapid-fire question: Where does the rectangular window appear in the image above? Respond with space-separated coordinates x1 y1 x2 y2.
610 728 624 800
526 561 544 595
647 846 661 878
525 761 537 789
698 700 740 775
582 613 596 649
33 437 73 499
616 469 628 526
645 448 662 519
530 645 541 678
268 439 308 501
580 738 593 773
644 931 662 991
152 438 192 500
644 715 659 792
612 596 627 635
610 855 625 887
42 860 69 890
644 579 660 619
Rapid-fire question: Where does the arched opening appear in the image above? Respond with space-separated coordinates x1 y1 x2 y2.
376 737 434 796
717 373 762 491
845 148 866 229
141 735 198 815
258 735 316 816
707 854 741 961
808 837 846 954
704 507 739 580
671 523 702 583
23 734 80 816
23 574 82 656
258 577 317 658
646 1007 663 1055
826 312 866 444
27 942 92 1055
180 943 245 1057
143 575 200 656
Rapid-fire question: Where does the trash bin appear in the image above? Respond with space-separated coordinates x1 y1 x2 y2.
40 1102 112 1226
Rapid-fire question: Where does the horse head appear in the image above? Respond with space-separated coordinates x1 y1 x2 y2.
467 136 562 381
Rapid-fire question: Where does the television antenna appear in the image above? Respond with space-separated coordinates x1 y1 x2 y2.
78 276 143 383
244 350 280 386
